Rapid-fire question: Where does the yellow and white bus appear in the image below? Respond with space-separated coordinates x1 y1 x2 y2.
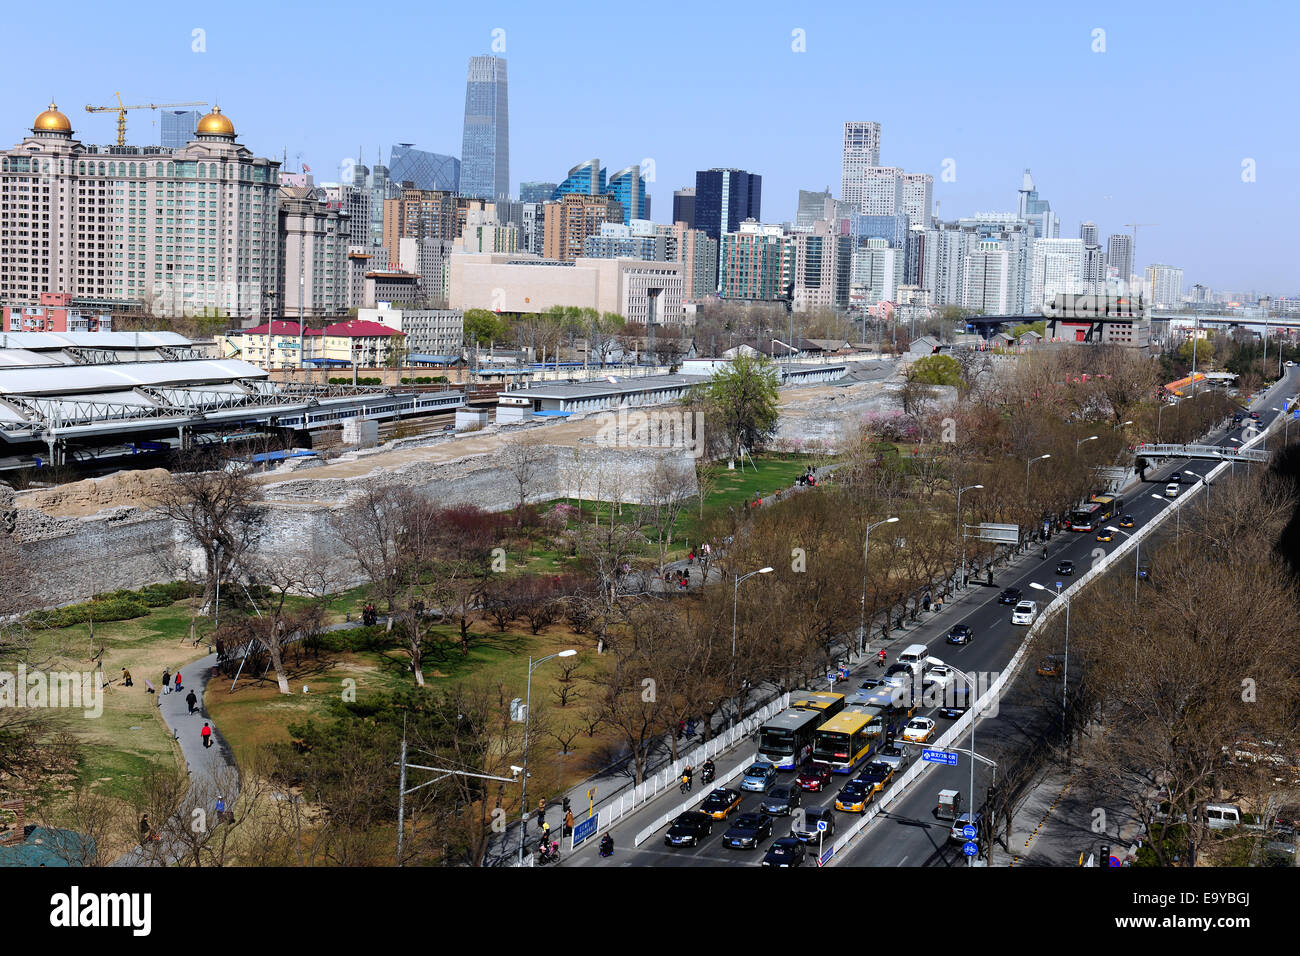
790 690 846 719
811 709 877 774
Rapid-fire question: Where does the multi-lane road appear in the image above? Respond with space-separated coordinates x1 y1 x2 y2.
582 370 1296 868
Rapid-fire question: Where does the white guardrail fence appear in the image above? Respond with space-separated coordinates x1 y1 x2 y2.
820 411 1276 866
564 693 790 851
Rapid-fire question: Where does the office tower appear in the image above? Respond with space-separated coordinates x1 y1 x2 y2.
389 144 461 193
718 220 784 300
553 159 605 198
606 165 646 225
673 188 696 229
957 213 1034 313
279 186 350 318
841 121 883 206
1 104 280 317
920 222 968 308
1016 169 1059 238
1080 222 1105 295
1030 238 1085 310
851 237 905 307
901 173 933 229
694 168 762 243
905 225 926 286
796 189 834 231
381 187 458 268
367 162 394 255
1145 264 1184 309
460 55 510 200
160 109 201 149
1107 233 1133 286
542 193 622 261
520 181 557 204
962 238 1014 314
521 203 545 254
847 167 904 216
583 221 671 260
1080 221 1099 247
667 222 717 300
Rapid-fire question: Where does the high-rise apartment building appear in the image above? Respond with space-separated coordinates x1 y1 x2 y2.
542 194 623 262
962 238 1014 314
791 220 851 313
381 188 458 269
1080 221 1099 247
849 167 904 217
1107 233 1133 285
389 144 461 193
851 237 904 307
520 203 545 254
1080 222 1105 294
520 181 557 204
1030 237 1085 310
279 186 350 318
672 188 696 229
718 220 784 301
583 221 671 261
1145 263 1184 309
0 104 281 317
901 172 933 229
841 121 883 208
668 221 717 301
459 55 509 200
160 109 201 149
694 168 762 244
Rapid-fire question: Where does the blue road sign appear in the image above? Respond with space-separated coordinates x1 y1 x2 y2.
962 824 978 839
817 820 828 832
962 841 978 857
572 815 598 847
922 748 959 766
827 672 837 683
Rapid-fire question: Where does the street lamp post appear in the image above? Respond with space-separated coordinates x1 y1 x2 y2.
1152 490 1180 539
519 649 577 863
1075 435 1098 455
1029 581 1070 745
859 518 899 651
1026 453 1051 496
1185 471 1210 530
955 486 982 590
732 566 773 724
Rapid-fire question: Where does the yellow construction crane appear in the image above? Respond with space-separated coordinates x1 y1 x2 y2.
83 93 208 147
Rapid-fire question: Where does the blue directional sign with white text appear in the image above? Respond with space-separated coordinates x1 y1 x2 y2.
922 748 959 766
962 841 978 857
572 815 598 848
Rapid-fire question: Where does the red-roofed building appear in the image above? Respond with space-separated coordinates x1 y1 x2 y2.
218 318 405 369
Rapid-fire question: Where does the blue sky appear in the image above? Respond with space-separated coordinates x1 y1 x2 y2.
6 0 1295 293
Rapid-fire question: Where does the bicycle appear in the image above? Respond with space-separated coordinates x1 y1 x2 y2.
679 775 693 794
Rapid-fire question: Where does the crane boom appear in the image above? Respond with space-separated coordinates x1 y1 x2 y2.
82 94 208 146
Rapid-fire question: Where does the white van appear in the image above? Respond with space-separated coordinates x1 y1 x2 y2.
1204 804 1242 830
896 644 929 670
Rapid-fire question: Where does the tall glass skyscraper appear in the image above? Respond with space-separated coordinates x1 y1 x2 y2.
694 168 762 243
389 144 460 192
520 181 558 204
460 55 510 200
606 166 646 225
160 110 201 149
553 159 605 199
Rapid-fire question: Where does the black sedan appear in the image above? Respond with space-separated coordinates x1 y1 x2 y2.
946 623 973 645
723 812 773 849
760 785 802 816
761 837 806 867
1055 559 1075 576
998 587 1022 605
663 811 713 847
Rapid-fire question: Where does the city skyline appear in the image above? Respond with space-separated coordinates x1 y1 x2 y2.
2 1 1293 293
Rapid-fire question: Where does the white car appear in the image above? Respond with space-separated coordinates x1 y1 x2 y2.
902 716 937 743
924 664 955 690
1165 483 1179 498
1011 601 1038 626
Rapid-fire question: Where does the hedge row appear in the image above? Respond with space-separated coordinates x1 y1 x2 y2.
26 581 202 629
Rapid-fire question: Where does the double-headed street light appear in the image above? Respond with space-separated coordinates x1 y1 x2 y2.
859 517 899 652
1029 581 1071 744
519 649 577 863
955 486 982 590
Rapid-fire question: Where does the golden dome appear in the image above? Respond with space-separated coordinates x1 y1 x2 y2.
196 106 235 136
33 102 71 132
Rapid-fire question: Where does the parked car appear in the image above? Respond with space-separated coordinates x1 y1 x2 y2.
950 811 984 844
760 785 802 816
1055 559 1075 576
791 806 836 844
998 587 1022 605
723 812 773 849
1011 601 1038 625
700 788 743 820
795 762 833 792
835 780 874 813
946 623 973 645
760 837 806 867
664 811 714 847
740 761 778 793
902 716 937 743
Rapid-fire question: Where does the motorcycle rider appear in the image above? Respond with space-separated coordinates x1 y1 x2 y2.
680 764 693 792
702 758 716 783
599 833 614 857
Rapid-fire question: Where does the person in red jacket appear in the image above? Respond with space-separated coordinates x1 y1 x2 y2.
201 722 212 749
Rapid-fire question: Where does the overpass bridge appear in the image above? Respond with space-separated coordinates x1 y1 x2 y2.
1155 311 1300 331
1134 442 1269 463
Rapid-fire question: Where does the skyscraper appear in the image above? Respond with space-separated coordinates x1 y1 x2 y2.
1016 169 1059 238
841 122 882 207
460 55 509 200
672 188 696 229
1080 221 1105 294
795 189 834 231
160 109 201 149
520 182 557 204
553 159 604 199
389 144 460 193
1030 238 1084 310
1145 264 1184 309
606 165 646 225
694 168 762 243
1107 233 1133 285
901 173 933 228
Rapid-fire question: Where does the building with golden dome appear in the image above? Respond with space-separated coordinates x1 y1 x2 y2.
1 101 285 319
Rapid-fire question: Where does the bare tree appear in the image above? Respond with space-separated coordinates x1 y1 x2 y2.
501 433 547 526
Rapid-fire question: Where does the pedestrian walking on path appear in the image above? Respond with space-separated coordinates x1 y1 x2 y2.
161 669 171 695
201 722 212 749
174 671 183 693
185 689 198 715
564 809 575 837
536 798 547 830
